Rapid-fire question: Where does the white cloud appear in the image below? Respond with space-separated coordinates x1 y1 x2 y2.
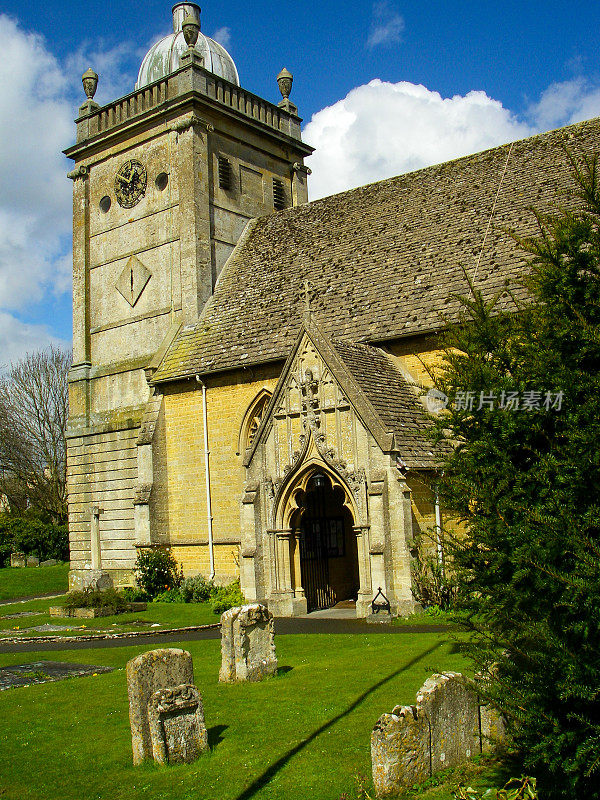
304 80 535 199
0 16 73 312
528 78 600 131
0 312 68 371
212 27 232 51
367 1 404 49
65 40 139 106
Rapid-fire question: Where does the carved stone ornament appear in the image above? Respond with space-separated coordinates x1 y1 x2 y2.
272 370 366 505
277 68 293 100
115 159 147 209
171 114 214 134
182 14 200 48
82 68 98 100
116 255 152 307
67 165 89 181
147 683 208 765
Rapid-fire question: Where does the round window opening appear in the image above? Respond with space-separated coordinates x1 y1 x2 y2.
155 172 169 191
99 195 111 213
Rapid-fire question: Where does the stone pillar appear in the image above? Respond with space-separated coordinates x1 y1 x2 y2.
355 526 373 617
387 468 418 615
268 530 305 616
134 443 153 546
291 162 311 206
368 472 389 606
90 506 102 570
291 529 305 599
240 483 260 602
176 117 213 321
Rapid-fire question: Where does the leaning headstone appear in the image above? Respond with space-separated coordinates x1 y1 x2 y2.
40 559 59 567
219 604 277 682
10 552 27 568
147 684 208 764
371 705 430 795
126 648 195 764
417 672 480 773
26 555 40 567
372 672 505 796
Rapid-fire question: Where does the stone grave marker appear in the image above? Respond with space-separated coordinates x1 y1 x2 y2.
10 552 27 568
219 603 277 682
371 672 506 796
148 684 208 764
0 661 112 690
26 556 40 567
417 672 480 773
127 648 208 765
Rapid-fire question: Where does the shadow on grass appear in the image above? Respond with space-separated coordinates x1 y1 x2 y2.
233 642 443 800
208 725 228 749
276 666 293 676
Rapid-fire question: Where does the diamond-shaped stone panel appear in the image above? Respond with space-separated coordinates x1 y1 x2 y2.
116 255 151 307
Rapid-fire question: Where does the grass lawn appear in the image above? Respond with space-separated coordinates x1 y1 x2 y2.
0 598 220 638
0 563 70 603
0 631 509 800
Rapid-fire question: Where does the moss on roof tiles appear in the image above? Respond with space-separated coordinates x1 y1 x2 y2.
152 117 600 383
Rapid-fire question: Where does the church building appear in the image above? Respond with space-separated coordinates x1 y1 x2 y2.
65 3 600 617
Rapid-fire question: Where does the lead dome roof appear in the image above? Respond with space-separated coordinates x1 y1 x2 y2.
136 3 239 90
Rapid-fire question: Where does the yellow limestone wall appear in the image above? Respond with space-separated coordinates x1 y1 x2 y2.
152 367 278 580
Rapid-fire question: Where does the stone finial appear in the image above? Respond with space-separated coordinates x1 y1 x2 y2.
182 14 200 48
82 68 98 101
277 68 293 101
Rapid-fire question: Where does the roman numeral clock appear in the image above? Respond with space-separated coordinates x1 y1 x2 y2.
115 159 147 208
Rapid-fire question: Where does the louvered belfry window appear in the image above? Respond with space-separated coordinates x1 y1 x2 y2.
273 178 286 210
218 156 232 190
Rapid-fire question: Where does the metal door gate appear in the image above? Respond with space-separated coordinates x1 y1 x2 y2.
299 520 335 612
299 480 339 612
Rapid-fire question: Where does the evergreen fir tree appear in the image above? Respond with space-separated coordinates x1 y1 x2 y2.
433 152 600 798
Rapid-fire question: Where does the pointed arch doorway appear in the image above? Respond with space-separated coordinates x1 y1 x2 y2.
292 472 360 612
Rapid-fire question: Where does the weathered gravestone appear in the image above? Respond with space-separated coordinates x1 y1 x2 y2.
26 556 40 567
371 672 505 796
417 672 480 774
126 648 208 765
371 704 430 793
147 684 208 764
219 604 277 682
10 552 27 568
69 568 113 592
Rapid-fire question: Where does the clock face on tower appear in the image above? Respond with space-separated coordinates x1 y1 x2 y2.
114 159 147 208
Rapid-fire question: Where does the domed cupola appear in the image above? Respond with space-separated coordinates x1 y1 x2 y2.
136 3 240 90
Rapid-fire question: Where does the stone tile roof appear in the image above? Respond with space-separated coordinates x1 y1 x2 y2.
330 338 444 468
152 117 600 383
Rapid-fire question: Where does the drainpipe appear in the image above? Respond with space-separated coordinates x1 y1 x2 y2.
196 375 215 580
434 487 444 578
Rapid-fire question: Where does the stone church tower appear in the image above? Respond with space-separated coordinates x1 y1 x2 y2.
65 3 313 587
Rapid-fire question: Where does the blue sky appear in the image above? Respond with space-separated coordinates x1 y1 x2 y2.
1 0 600 365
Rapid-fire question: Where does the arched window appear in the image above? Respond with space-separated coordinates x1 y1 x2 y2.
237 389 272 455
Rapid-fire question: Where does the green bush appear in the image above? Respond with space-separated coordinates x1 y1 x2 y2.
209 580 245 615
180 574 213 603
153 588 183 603
63 588 128 611
133 547 182 600
121 586 148 603
0 514 68 565
433 155 600 798
177 574 245 614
